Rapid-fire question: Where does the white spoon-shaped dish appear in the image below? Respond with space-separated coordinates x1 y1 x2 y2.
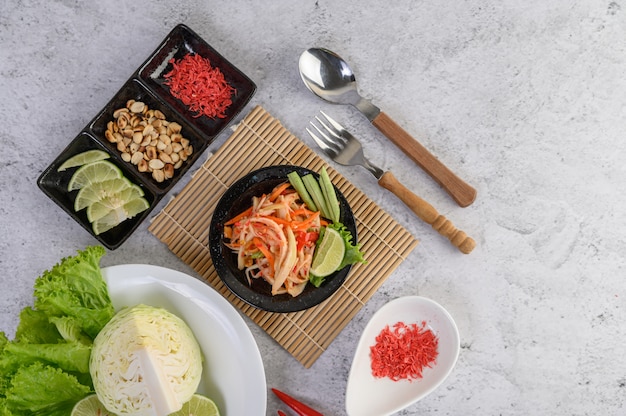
346 296 460 416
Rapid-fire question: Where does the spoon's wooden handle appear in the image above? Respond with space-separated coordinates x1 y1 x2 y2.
371 111 477 208
378 171 476 254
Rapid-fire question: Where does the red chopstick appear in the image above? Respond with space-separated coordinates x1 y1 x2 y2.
272 388 324 416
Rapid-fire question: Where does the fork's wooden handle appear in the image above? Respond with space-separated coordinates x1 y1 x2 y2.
378 171 476 254
371 111 477 208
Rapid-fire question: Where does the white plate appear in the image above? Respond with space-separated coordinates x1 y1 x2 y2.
102 264 266 416
345 296 460 416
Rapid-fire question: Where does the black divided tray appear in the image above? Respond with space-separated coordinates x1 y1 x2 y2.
38 24 256 250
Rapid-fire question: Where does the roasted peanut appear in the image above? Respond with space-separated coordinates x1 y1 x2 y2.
152 169 165 183
163 164 174 179
148 159 165 170
145 146 157 160
159 152 173 164
131 151 144 165
132 132 143 144
137 159 148 172
106 101 193 182
129 101 145 113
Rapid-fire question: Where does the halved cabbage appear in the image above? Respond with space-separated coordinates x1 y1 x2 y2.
89 304 203 416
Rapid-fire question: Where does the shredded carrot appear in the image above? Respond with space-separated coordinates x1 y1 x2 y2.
164 53 236 119
261 215 291 227
370 321 439 381
225 206 253 225
268 182 291 202
292 211 321 231
292 208 317 217
253 237 275 272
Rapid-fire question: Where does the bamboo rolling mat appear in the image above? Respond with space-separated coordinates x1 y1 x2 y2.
148 106 419 368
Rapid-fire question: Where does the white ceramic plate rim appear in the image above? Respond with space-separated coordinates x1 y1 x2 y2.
345 296 460 416
102 264 267 416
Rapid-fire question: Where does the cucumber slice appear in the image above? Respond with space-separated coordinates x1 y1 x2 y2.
318 167 340 223
302 174 330 219
288 171 317 211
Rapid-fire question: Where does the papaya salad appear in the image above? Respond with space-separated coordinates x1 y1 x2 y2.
223 168 365 297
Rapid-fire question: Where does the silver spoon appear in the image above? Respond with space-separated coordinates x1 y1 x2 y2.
298 47 477 208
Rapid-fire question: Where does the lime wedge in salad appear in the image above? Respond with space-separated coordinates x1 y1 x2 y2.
310 227 345 277
91 197 150 235
58 149 110 172
86 186 147 222
67 160 123 191
71 394 116 416
170 394 220 416
74 177 138 211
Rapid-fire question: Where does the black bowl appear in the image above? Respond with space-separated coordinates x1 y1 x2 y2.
208 165 357 313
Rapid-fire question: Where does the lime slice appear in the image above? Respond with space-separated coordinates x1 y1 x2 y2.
310 227 345 277
170 394 220 416
86 186 147 222
71 394 116 416
74 177 138 211
58 150 110 172
67 160 123 191
91 197 150 235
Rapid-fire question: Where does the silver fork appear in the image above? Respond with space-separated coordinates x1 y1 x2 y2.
307 112 476 254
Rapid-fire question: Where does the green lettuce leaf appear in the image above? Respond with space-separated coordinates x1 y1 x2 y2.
49 316 93 345
2 362 91 415
3 342 91 374
0 400 11 416
0 333 10 395
33 245 114 339
15 307 62 344
0 246 113 414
